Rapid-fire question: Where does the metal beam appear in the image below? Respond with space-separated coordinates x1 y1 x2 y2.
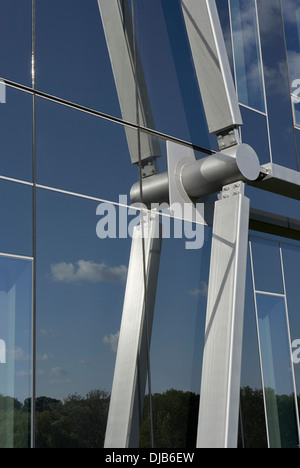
253 163 300 200
197 182 249 448
181 0 243 136
97 0 161 166
104 213 162 448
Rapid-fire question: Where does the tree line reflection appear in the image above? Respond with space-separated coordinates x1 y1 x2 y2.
0 387 298 448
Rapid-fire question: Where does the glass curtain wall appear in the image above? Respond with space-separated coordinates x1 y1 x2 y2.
0 0 300 448
282 0 300 127
250 236 300 449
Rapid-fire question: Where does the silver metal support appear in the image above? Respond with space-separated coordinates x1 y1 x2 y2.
197 182 250 448
97 0 161 166
130 143 260 206
181 0 243 135
253 163 300 201
104 213 162 448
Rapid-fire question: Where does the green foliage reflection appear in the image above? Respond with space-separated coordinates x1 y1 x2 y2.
0 388 298 448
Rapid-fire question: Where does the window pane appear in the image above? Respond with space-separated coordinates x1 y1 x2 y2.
133 0 216 150
294 97 300 127
282 0 300 126
240 106 270 164
0 86 33 182
239 257 268 448
257 0 298 170
0 0 32 86
281 244 300 399
140 226 212 448
250 238 284 294
229 0 265 112
36 97 138 203
0 181 33 258
36 0 123 119
0 256 32 448
36 190 132 448
256 294 298 448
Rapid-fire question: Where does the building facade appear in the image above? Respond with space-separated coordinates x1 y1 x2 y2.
0 0 300 448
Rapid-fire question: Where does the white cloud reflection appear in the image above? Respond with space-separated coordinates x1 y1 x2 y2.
50 260 128 285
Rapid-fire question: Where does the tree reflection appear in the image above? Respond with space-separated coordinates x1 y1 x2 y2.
0 388 299 448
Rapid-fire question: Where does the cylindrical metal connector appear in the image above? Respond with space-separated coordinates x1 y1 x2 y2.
130 172 169 206
130 144 260 205
181 144 260 199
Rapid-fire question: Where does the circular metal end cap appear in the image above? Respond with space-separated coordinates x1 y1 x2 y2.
228 144 261 182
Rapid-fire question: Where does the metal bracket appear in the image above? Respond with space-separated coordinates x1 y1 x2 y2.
141 158 159 178
221 181 245 199
217 128 241 151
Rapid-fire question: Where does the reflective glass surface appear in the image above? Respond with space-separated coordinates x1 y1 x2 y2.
246 184 300 221
257 0 299 170
140 226 211 448
239 257 268 448
2 0 300 450
36 190 131 448
0 0 32 86
0 181 33 258
282 0 300 127
0 86 33 182
133 0 216 150
240 106 270 164
229 0 265 113
216 0 234 75
256 294 298 448
250 237 284 294
294 97 300 127
36 0 122 119
0 256 32 448
281 244 300 398
36 97 138 203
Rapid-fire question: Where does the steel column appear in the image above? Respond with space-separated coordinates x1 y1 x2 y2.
197 182 250 448
181 0 243 135
97 0 160 165
104 213 162 448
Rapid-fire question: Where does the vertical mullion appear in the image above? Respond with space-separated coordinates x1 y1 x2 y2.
279 245 300 446
31 0 36 449
249 240 271 448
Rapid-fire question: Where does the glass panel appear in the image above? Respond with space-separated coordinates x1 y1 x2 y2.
0 180 33 258
141 226 212 448
229 0 265 113
36 0 123 118
256 294 298 448
35 189 132 448
257 0 298 170
0 86 33 182
293 95 300 127
239 256 268 448
282 0 300 127
0 256 32 448
216 0 234 76
246 185 300 220
281 245 300 399
0 0 32 86
133 0 216 150
36 97 139 203
240 106 270 165
250 237 284 294
297 128 300 156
